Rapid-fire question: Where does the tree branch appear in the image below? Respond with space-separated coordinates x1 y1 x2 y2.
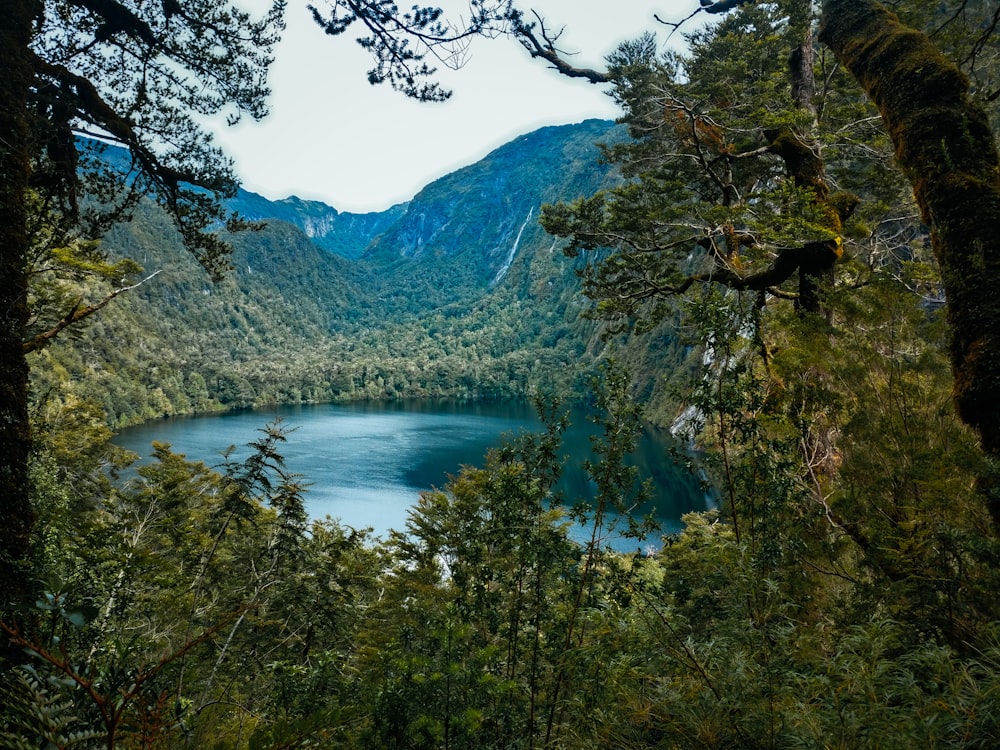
23 270 161 354
700 0 759 14
509 10 609 83
67 0 158 46
33 58 180 187
653 9 702 41
610 241 834 306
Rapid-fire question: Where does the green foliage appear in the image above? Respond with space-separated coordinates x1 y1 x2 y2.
10 4 1000 749
4 420 385 748
541 2 918 329
12 323 1000 747
360 402 574 748
0 671 104 750
22 0 286 278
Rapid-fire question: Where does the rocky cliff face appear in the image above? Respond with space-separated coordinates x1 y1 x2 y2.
226 192 407 260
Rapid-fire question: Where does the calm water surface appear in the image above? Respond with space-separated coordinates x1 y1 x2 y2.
115 400 709 551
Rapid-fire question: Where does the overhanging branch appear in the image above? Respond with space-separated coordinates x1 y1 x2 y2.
67 0 158 45
508 10 609 83
23 270 161 354
700 0 760 14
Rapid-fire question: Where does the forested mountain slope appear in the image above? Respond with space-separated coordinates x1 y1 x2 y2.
363 119 624 300
31 120 690 427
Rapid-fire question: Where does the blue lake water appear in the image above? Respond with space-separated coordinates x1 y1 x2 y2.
114 400 710 551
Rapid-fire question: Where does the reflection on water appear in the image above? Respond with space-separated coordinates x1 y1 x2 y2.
114 400 710 551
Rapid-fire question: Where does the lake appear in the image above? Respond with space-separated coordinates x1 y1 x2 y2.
114 400 710 551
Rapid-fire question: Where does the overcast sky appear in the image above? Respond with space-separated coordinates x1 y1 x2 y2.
210 1 706 213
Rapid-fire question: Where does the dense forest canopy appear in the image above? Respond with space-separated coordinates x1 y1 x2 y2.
4 0 1000 747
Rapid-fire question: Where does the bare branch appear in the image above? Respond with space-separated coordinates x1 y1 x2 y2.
23 270 161 354
653 9 701 41
509 10 609 83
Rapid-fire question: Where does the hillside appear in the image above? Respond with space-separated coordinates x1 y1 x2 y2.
30 119 690 427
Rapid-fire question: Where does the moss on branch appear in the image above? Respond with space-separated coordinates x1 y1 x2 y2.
820 0 1000 484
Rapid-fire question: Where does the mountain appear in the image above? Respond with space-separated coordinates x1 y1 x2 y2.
227 191 407 260
229 118 623 282
363 119 624 296
32 119 691 428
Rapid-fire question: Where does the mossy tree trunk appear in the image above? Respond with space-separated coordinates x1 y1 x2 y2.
819 1 1000 484
0 0 36 616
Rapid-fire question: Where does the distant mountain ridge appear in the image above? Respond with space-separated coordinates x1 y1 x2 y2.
225 119 620 268
353 119 624 309
226 191 407 260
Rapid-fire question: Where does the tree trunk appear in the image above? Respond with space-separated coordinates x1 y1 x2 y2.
0 0 36 614
785 3 839 317
819 1 1000 483
788 0 818 120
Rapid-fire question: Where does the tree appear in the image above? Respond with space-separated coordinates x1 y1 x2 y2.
0 0 286 619
539 4 871 327
513 0 1000 518
492 0 1000 656
696 0 1000 519
307 0 513 102
816 0 1000 514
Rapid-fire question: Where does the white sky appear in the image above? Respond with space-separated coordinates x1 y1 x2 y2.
211 1 705 213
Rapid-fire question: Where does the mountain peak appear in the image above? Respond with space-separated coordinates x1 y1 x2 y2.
222 119 622 269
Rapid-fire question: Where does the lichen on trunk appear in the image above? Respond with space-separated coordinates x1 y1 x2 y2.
820 0 1000 475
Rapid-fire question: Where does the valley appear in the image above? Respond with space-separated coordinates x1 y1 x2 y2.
30 119 691 430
